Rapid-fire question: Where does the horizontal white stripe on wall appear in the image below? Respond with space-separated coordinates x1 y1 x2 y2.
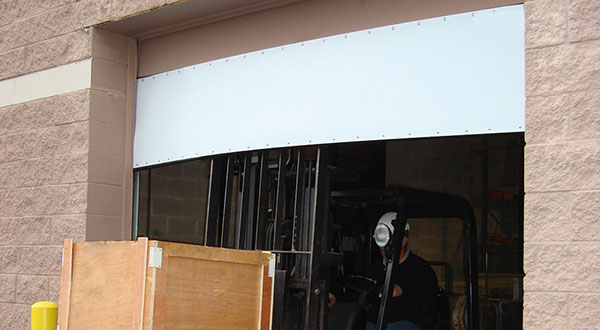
0 59 92 108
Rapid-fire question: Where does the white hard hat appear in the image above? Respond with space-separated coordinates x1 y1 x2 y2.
372 212 410 248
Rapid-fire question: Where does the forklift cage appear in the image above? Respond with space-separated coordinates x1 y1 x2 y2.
330 186 480 329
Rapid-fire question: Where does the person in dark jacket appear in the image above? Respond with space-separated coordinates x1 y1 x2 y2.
365 212 439 330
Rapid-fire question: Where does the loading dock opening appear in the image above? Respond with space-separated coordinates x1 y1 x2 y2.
129 6 525 329
133 133 524 329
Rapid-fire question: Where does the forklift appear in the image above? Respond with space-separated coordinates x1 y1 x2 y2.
192 145 480 330
326 187 479 330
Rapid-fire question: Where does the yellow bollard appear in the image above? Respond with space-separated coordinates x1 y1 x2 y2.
31 301 57 330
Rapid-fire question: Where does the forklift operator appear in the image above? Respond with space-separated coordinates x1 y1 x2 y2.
365 212 439 330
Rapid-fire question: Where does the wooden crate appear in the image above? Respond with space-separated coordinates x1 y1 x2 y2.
58 238 275 330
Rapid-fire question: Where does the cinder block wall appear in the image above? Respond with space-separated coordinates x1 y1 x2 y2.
137 160 210 244
0 1 175 328
523 0 600 328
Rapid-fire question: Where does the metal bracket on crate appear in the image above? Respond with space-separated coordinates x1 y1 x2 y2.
268 257 276 278
149 247 162 268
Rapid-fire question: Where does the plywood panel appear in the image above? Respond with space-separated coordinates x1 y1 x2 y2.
133 238 149 329
158 240 272 265
66 240 143 329
259 264 273 330
58 240 73 329
142 240 158 330
163 257 263 329
150 247 168 330
58 239 274 329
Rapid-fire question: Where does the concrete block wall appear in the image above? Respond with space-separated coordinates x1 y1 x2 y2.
86 28 131 242
137 159 210 244
0 1 173 328
523 0 600 328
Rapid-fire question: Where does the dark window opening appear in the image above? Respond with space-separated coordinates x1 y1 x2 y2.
133 133 524 330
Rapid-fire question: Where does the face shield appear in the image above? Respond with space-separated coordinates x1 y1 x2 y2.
373 222 393 248
372 212 409 248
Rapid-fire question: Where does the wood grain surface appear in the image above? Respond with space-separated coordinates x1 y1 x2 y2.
57 238 274 329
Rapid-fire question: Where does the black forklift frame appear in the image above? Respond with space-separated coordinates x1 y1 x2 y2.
330 187 480 330
136 145 480 330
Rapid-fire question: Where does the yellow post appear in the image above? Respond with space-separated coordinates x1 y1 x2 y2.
31 301 57 330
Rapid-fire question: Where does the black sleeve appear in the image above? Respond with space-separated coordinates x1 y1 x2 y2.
393 263 438 316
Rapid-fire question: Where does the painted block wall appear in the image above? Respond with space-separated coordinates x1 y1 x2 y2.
0 1 176 328
523 0 600 328
137 159 210 244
